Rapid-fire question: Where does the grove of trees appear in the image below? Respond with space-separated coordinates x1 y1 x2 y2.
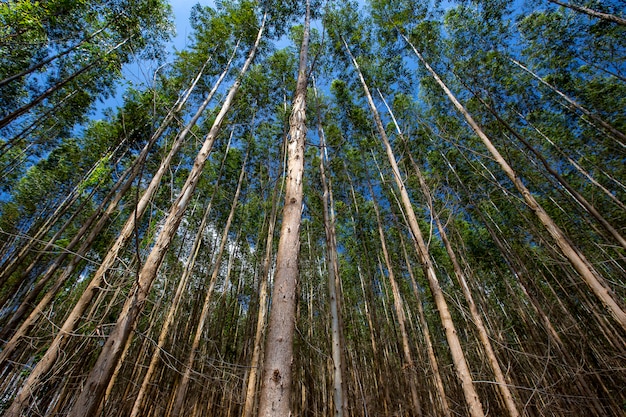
0 0 624 416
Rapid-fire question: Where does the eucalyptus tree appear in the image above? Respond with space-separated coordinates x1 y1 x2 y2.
257 1 313 415
66 6 267 415
327 3 487 415
369 0 626 331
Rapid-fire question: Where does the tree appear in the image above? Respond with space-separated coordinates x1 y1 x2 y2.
257 1 311 416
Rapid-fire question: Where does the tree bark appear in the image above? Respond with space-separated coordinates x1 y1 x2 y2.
241 137 285 417
257 3 310 416
546 0 626 26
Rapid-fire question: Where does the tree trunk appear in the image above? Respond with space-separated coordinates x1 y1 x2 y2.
343 36 486 417
399 238 452 417
257 3 310 416
129 134 232 417
546 0 626 26
168 150 247 417
400 30 626 331
315 81 348 417
241 137 285 417
2 47 234 417
366 172 423 417
380 89 521 417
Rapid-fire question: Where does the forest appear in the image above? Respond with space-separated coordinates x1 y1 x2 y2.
0 0 625 416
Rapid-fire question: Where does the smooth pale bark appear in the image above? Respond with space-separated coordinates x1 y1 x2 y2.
380 90 521 417
169 151 247 417
241 137 285 417
546 0 626 26
257 3 310 416
400 30 626 331
64 18 264 416
2 48 233 417
366 173 423 417
509 58 626 147
315 83 347 417
129 135 232 417
342 37 486 417
399 238 452 417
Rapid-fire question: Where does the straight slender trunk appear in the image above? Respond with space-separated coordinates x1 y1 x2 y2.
342 36 486 417
168 151 247 417
241 138 285 417
366 173 422 417
399 238 452 417
379 90 521 417
129 135 232 417
400 30 626 331
257 3 310 416
65 19 263 413
315 82 347 417
546 0 626 26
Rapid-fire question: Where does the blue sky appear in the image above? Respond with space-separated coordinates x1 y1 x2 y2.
169 0 208 51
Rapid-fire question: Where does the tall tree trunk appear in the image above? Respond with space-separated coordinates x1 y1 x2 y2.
64 17 264 416
380 90 521 417
366 172 423 417
546 0 626 26
257 3 310 416
400 30 626 331
399 237 452 417
168 150 247 417
129 135 232 417
342 36 486 417
241 137 286 417
315 81 348 417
